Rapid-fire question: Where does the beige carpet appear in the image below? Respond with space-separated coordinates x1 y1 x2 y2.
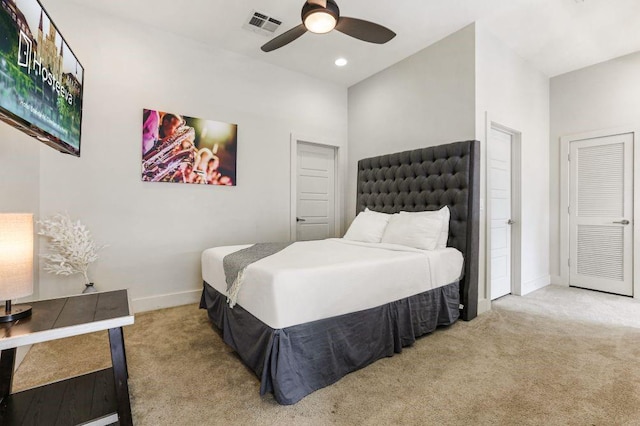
13 286 640 425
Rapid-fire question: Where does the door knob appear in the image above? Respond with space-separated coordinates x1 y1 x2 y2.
296 217 306 222
507 219 515 225
613 219 630 225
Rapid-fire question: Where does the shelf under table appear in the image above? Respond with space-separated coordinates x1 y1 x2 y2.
0 367 119 426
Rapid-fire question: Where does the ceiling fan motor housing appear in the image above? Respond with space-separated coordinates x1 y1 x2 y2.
302 0 340 30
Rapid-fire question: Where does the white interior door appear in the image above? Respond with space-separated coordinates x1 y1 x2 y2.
569 133 633 296
296 142 336 241
490 128 513 300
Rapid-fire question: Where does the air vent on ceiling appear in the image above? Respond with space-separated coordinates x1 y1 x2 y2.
243 10 283 36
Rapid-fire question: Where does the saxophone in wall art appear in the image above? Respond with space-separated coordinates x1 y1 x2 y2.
141 108 237 185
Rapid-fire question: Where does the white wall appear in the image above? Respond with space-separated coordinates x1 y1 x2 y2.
347 25 477 218
0 127 40 216
0 119 41 369
549 51 640 281
475 25 550 309
0 124 41 299
28 1 347 310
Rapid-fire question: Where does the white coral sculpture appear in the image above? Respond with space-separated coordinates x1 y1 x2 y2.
38 213 106 284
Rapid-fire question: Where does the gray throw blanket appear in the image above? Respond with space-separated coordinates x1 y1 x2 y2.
223 242 292 308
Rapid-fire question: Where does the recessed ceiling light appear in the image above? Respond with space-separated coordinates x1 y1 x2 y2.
335 58 348 67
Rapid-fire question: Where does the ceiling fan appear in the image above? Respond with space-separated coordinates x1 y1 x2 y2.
261 0 396 52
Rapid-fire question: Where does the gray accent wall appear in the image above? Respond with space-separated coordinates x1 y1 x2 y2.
347 25 477 221
348 23 551 314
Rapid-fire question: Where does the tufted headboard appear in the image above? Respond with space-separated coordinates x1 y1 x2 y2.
356 140 480 321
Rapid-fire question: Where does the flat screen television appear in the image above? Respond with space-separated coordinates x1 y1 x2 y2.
0 0 84 156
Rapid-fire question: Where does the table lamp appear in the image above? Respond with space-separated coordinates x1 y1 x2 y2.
0 213 33 322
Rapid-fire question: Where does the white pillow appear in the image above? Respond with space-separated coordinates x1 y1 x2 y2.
400 206 450 249
381 212 443 250
343 210 391 243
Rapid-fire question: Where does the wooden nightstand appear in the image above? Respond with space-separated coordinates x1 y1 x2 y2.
0 290 134 426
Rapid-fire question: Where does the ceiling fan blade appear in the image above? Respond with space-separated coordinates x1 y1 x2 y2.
307 0 327 7
335 17 396 44
261 24 308 52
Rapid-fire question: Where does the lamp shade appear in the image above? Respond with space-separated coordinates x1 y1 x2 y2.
0 213 34 301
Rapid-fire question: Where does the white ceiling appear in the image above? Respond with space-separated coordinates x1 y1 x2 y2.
69 0 640 87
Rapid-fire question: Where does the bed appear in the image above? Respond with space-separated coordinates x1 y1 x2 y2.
199 140 480 404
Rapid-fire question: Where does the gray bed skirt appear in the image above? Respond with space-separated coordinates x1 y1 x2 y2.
200 281 460 405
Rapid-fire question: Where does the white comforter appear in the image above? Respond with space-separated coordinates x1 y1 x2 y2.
201 238 463 329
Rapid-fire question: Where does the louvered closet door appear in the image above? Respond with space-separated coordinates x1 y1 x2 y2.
569 133 633 296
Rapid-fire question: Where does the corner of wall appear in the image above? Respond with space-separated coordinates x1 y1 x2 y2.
474 24 551 305
477 298 491 315
521 275 551 296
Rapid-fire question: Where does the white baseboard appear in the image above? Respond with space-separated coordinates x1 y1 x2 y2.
132 289 201 313
522 275 550 296
550 275 563 285
477 298 491 315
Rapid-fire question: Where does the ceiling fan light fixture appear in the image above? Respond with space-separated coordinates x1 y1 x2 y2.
304 11 337 34
261 0 394 53
302 0 340 34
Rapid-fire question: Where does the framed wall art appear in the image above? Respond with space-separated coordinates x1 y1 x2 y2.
141 109 237 185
